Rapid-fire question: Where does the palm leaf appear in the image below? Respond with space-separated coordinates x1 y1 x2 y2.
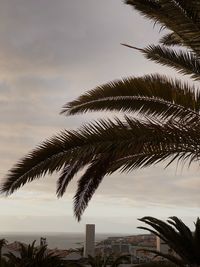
193 218 200 262
56 161 85 197
166 217 195 263
73 156 111 221
125 0 200 54
159 32 184 47
3 117 200 212
66 119 200 219
61 74 200 121
142 45 200 81
167 217 193 241
138 216 200 264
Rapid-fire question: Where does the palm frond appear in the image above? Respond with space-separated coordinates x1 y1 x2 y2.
125 0 200 54
138 217 182 247
167 217 192 241
166 217 195 263
138 216 200 265
193 218 200 261
172 0 200 24
67 118 200 219
61 74 200 122
3 116 200 216
56 161 84 198
142 45 200 81
73 157 111 221
1 128 102 195
159 32 184 47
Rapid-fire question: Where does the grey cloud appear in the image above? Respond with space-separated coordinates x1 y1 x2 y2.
93 163 200 209
0 0 199 232
0 0 167 79
0 215 84 233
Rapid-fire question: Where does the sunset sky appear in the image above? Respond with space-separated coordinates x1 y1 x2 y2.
0 0 200 234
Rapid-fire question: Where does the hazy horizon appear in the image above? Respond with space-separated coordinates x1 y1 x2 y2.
0 231 132 235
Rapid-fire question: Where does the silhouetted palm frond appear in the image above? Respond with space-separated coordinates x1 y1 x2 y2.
5 241 64 267
2 116 200 219
62 74 200 121
142 45 200 81
159 32 183 47
138 217 200 266
125 0 200 54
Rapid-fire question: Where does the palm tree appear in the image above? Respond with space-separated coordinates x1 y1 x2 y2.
2 1 200 220
137 216 200 267
5 241 64 267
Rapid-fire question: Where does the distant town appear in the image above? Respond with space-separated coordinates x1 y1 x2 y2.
1 225 161 265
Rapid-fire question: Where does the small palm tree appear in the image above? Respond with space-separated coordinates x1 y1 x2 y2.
2 1 200 220
137 216 200 267
5 241 64 267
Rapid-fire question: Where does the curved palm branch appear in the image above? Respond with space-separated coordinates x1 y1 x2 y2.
61 74 200 120
2 117 200 220
122 44 200 81
138 216 200 266
141 45 200 81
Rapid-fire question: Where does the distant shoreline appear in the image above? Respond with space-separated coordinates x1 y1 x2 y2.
0 232 126 249
0 232 134 235
0 232 153 249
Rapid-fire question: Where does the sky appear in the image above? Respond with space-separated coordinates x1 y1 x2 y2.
0 0 200 235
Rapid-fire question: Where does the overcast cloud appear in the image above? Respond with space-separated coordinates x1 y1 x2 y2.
0 0 199 234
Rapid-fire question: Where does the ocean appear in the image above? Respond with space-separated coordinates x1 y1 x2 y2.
0 232 121 249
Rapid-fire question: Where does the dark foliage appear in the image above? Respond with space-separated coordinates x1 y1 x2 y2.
4 241 64 267
138 216 200 267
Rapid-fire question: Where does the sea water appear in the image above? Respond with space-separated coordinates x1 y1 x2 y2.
0 232 120 249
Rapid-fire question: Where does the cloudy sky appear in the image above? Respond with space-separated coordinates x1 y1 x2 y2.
0 0 200 234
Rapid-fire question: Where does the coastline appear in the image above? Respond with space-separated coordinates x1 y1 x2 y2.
0 232 126 249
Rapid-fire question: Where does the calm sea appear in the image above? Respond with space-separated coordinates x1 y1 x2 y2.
0 232 122 249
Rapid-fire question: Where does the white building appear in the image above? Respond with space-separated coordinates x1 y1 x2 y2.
84 224 95 257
